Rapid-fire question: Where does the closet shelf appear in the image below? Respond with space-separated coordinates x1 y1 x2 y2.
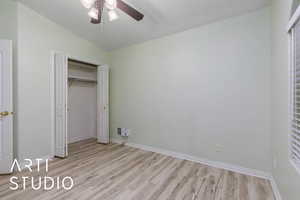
68 75 97 83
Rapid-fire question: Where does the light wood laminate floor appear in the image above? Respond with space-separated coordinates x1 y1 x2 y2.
0 139 275 200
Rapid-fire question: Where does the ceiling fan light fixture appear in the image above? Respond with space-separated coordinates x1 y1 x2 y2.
81 0 97 9
88 7 99 20
108 9 119 21
105 0 117 10
81 0 144 24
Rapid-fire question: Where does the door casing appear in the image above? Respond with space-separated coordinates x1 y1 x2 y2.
0 40 13 174
50 52 109 158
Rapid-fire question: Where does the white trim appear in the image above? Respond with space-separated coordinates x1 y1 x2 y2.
112 139 284 199
51 52 69 158
50 51 109 157
111 138 271 180
269 176 282 200
98 65 110 71
288 5 300 32
288 21 300 173
50 51 69 158
50 51 55 158
97 65 110 144
288 25 295 172
0 40 13 174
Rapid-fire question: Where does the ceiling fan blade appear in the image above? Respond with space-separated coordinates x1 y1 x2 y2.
91 0 104 24
91 18 101 24
117 0 144 21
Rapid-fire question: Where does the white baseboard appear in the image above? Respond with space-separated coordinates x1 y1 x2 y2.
13 140 282 200
112 138 283 199
269 176 282 200
112 138 271 179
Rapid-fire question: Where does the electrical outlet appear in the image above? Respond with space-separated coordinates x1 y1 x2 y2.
124 128 131 137
117 128 131 137
117 128 122 136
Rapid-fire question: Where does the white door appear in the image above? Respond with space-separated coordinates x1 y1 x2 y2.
97 65 109 144
0 40 13 174
53 53 68 158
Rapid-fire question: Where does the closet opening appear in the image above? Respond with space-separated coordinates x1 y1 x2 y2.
68 59 98 149
51 53 109 159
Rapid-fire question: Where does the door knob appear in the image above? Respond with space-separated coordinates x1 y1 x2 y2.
0 111 10 117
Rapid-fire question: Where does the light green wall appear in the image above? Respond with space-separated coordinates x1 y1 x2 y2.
109 8 272 172
0 1 109 161
16 4 108 160
1 2 109 161
271 0 300 199
2 2 299 198
0 0 17 41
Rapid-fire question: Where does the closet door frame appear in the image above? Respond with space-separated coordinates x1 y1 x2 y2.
50 52 109 158
97 65 109 144
50 52 69 158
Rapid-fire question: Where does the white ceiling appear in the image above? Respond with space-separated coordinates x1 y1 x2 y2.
17 0 270 51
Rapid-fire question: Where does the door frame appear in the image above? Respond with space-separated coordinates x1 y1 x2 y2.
50 52 109 158
97 65 110 144
50 51 68 158
0 40 13 174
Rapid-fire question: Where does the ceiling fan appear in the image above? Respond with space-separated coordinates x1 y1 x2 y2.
80 0 144 23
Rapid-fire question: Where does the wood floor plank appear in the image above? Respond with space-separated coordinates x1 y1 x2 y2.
0 139 276 200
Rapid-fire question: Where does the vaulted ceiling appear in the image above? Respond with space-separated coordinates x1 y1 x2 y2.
17 0 270 50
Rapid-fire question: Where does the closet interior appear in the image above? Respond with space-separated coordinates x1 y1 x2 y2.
68 59 98 145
